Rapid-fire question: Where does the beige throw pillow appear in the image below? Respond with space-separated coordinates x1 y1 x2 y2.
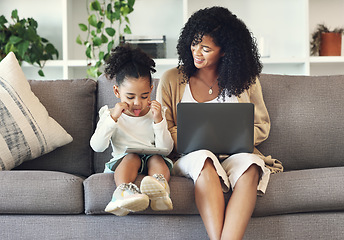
0 52 73 170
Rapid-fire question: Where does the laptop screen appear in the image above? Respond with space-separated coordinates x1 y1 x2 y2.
177 103 254 155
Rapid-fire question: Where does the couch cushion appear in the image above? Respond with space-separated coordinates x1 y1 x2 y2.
85 167 344 217
0 171 84 214
0 52 73 170
93 74 159 173
258 74 344 171
254 167 344 217
14 79 97 177
84 173 227 215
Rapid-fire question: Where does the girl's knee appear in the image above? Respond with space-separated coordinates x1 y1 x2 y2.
121 153 141 167
147 155 165 168
148 154 164 162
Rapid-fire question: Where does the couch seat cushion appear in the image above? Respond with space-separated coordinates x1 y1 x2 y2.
84 173 228 215
254 166 344 217
0 171 84 214
85 167 344 217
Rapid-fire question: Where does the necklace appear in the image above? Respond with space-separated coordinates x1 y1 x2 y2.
201 78 217 95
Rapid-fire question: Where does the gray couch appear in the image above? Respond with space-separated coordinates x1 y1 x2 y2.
1 73 344 240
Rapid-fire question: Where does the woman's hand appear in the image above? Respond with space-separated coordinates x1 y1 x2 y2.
149 100 163 123
110 102 129 122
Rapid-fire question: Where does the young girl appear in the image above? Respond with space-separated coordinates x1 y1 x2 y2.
90 45 174 216
158 7 283 240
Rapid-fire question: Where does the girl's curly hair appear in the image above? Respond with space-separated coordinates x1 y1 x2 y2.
177 6 262 97
105 44 156 86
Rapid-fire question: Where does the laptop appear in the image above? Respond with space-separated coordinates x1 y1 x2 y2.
177 102 254 155
125 147 170 156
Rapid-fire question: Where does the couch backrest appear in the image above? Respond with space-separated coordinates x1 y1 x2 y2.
258 74 344 171
94 74 159 173
95 73 344 172
16 79 97 177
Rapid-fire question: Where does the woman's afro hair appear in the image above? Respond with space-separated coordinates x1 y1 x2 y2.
177 6 262 97
105 44 156 86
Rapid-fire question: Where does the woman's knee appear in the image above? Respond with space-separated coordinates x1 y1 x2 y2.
241 164 260 184
198 158 218 180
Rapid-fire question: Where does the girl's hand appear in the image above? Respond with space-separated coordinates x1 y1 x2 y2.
149 100 163 123
110 102 129 122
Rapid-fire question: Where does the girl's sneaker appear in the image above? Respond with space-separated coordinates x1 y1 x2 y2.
105 182 149 216
140 174 173 211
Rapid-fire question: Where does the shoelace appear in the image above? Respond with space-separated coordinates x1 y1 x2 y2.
153 173 166 182
118 182 141 193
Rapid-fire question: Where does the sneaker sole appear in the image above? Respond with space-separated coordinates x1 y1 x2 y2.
105 194 149 216
105 203 130 216
140 177 173 211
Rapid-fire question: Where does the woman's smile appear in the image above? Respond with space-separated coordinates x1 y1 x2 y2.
194 57 204 65
191 35 224 70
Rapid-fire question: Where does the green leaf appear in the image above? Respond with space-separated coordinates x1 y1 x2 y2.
86 45 92 58
97 21 104 29
9 35 22 44
45 43 57 57
90 0 101 11
106 3 112 12
101 34 108 43
107 40 114 53
11 9 18 20
128 0 135 8
88 14 98 27
26 26 38 41
99 51 105 61
93 36 102 46
17 40 30 58
96 21 104 33
95 60 102 68
114 1 121 10
105 27 116 37
0 31 6 42
104 52 110 62
87 65 99 78
113 11 120 20
79 23 88 31
28 18 38 29
5 43 15 56
123 25 131 34
0 15 8 25
38 69 44 77
120 6 129 16
76 35 83 45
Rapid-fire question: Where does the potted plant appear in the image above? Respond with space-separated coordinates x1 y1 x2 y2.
0 9 59 77
76 0 135 78
310 24 344 56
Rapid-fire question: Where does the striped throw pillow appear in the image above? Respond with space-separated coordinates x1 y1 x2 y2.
0 52 73 170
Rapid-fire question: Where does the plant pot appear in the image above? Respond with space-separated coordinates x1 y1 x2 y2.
320 32 342 56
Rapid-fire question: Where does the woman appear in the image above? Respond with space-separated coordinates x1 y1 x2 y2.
157 6 283 240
